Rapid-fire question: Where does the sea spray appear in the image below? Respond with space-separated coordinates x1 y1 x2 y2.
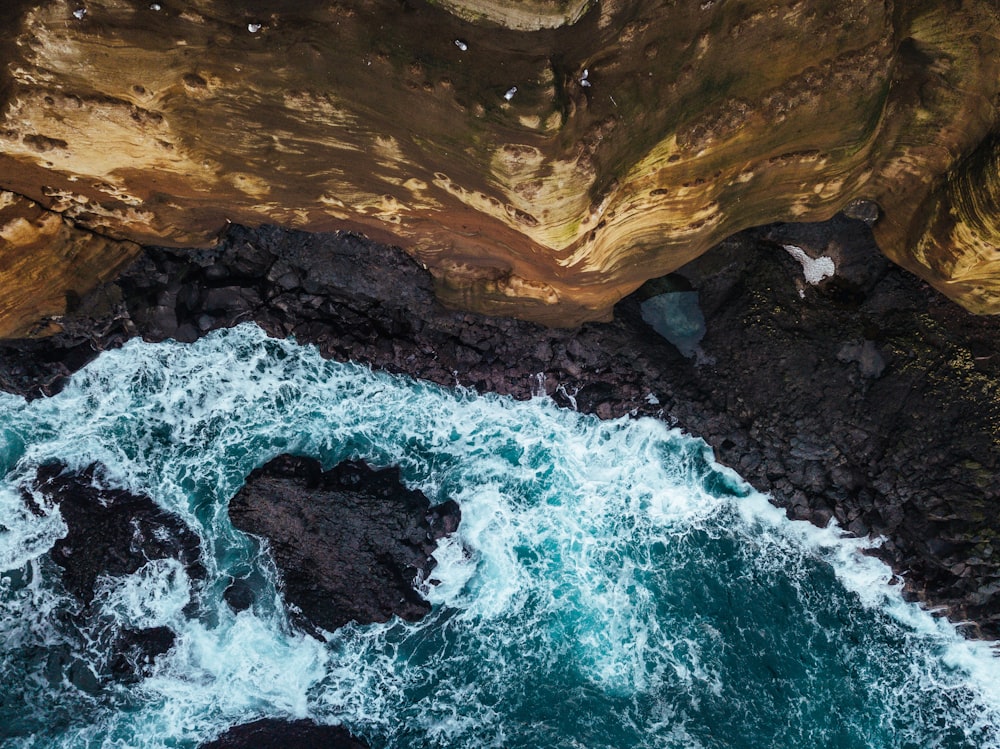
0 323 996 748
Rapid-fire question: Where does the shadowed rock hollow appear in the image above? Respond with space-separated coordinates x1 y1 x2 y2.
0 0 997 333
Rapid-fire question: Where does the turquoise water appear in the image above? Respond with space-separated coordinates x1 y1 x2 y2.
0 323 997 748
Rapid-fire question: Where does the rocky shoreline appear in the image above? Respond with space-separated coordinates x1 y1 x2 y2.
2 218 999 646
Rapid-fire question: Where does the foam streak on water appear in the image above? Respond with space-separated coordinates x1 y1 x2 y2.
0 324 997 748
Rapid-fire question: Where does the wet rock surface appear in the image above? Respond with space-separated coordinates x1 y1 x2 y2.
29 463 205 682
3 220 1000 637
199 718 368 749
228 455 461 632
35 463 205 605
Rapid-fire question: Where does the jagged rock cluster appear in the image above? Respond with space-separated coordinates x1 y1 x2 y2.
30 463 204 684
25 453 460 747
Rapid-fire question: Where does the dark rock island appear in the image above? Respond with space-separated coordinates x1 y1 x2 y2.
228 455 461 633
212 456 461 749
200 718 369 749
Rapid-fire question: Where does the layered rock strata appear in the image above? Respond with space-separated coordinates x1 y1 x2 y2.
0 0 998 330
2 222 997 637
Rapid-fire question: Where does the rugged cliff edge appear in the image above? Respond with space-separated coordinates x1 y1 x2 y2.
2 220 998 638
0 0 998 331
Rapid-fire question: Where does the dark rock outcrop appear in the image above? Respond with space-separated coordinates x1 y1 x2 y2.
228 455 461 632
30 463 205 681
199 718 368 749
3 220 999 638
36 463 205 604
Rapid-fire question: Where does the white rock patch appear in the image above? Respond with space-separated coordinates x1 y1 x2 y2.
783 244 836 285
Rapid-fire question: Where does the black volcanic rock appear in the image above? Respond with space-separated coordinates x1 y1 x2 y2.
222 577 254 613
105 624 176 682
3 219 1000 639
228 455 461 632
199 718 368 749
665 219 1000 638
35 462 204 605
30 462 205 681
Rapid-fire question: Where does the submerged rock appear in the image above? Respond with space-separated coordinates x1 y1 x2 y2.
199 718 368 749
228 455 461 632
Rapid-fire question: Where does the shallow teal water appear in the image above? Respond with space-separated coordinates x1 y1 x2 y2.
0 324 997 748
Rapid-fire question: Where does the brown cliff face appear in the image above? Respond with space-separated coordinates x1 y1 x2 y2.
0 191 137 337
0 0 997 333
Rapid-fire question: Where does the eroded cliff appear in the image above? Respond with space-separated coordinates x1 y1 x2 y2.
0 0 997 333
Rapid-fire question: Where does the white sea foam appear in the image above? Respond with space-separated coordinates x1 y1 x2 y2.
94 558 191 631
0 324 997 748
0 483 65 571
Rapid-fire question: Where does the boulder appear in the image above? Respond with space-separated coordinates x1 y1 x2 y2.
228 455 461 632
